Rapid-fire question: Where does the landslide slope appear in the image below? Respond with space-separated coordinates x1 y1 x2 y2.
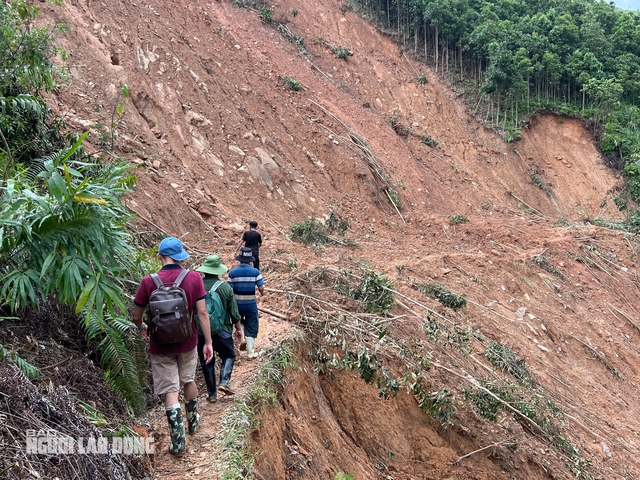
36 0 640 478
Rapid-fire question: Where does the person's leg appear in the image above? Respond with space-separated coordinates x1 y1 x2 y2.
178 348 200 434
242 310 259 359
253 252 260 270
197 334 217 402
151 354 185 456
217 337 237 395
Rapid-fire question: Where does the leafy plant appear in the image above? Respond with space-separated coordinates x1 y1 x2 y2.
335 473 354 480
418 73 427 84
281 75 302 91
291 9 298 17
336 269 395 315
0 134 147 412
289 213 351 245
420 134 439 147
449 215 468 225
332 45 353 59
259 6 273 23
418 283 467 311
485 341 531 383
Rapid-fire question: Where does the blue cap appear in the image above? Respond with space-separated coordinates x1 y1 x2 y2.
158 237 190 261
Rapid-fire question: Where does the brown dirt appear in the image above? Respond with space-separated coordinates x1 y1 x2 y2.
21 0 640 478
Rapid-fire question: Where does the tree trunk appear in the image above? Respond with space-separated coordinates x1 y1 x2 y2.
435 25 439 73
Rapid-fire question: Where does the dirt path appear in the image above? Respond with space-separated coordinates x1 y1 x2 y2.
147 311 292 479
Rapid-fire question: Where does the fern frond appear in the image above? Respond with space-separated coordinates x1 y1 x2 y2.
0 343 41 379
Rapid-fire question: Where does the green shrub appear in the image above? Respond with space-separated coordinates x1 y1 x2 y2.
418 283 467 311
333 45 353 59
418 73 427 84
282 75 302 91
449 215 468 225
336 269 395 315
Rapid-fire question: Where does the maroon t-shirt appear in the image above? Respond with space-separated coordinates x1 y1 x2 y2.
134 265 206 355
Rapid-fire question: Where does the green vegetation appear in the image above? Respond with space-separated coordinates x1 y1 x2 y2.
282 74 302 91
449 214 468 225
418 73 428 84
350 0 640 208
417 283 467 310
215 342 296 480
0 2 146 413
289 211 352 245
333 45 353 59
336 269 396 314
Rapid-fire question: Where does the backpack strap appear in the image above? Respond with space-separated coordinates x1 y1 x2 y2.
173 269 190 288
150 273 164 289
211 280 223 294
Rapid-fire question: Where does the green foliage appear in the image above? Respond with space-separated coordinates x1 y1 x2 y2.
420 134 439 147
418 73 427 84
485 341 531 384
448 215 468 225
290 218 331 244
335 473 354 480
281 75 302 91
418 283 467 311
332 45 353 59
0 343 40 378
216 341 297 479
289 212 351 245
291 9 298 17
463 380 514 422
336 269 395 315
348 0 640 202
530 169 552 198
413 383 456 427
259 6 273 23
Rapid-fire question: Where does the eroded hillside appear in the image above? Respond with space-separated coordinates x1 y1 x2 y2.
31 0 640 478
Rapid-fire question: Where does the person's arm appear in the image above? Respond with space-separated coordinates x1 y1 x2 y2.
132 305 148 337
233 321 243 343
235 232 247 254
257 285 265 296
195 298 213 363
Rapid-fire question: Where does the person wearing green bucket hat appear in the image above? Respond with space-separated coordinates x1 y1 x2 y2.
196 254 243 401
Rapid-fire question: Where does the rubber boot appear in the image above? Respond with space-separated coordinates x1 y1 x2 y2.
185 398 200 434
218 358 236 395
166 406 186 456
200 356 217 402
246 336 256 359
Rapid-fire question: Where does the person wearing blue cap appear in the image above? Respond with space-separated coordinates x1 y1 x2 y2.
228 247 265 359
132 236 213 456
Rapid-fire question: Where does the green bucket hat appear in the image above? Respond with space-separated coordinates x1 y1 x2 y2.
196 254 228 275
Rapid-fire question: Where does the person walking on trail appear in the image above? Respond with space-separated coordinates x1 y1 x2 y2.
195 254 244 401
235 220 263 270
132 237 213 457
228 247 265 359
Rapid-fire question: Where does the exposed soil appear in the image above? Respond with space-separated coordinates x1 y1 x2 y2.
10 0 639 478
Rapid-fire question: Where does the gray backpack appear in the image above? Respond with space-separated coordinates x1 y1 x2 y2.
147 269 192 345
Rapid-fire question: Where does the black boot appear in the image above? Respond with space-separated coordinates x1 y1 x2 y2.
200 356 217 402
166 406 186 456
218 358 236 395
185 398 200 434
